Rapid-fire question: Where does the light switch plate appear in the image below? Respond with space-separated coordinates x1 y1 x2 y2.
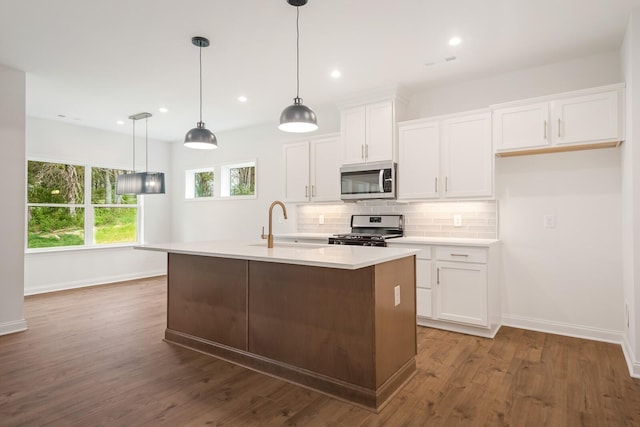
394 285 400 306
453 214 462 227
319 214 325 225
544 215 555 228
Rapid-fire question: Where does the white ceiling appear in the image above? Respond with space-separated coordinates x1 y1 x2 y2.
0 0 638 142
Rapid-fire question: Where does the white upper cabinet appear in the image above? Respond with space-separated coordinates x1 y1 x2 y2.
365 101 394 163
441 112 493 199
341 107 367 164
284 135 341 203
341 98 404 164
284 141 310 203
397 111 493 201
551 91 619 146
309 136 341 202
397 121 440 200
492 102 551 151
493 85 623 155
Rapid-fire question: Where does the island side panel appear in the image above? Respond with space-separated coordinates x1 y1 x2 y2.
248 261 376 389
374 256 417 388
167 253 248 350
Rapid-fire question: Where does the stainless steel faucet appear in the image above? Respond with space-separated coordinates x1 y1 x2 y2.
261 200 288 248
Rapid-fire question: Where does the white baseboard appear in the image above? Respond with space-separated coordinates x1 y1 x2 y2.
24 270 166 296
0 319 28 336
622 335 640 379
417 317 501 339
502 314 640 378
502 314 623 344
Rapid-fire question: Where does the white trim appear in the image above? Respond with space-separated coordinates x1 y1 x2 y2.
417 317 501 339
0 319 28 336
502 314 623 344
24 270 166 296
622 334 640 379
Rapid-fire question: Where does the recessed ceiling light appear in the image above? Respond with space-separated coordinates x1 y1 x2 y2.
238 96 248 103
116 120 124 125
449 37 462 46
158 107 168 113
330 69 341 79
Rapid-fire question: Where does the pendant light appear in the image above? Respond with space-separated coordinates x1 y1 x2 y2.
279 0 318 133
184 36 218 149
116 113 166 195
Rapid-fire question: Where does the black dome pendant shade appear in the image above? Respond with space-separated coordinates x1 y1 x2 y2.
185 36 218 149
279 0 318 133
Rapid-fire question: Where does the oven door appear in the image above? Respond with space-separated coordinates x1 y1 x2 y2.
340 162 396 200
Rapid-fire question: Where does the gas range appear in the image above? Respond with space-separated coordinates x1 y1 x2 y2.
328 214 404 247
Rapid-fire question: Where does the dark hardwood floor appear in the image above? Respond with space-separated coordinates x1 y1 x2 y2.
1 277 640 426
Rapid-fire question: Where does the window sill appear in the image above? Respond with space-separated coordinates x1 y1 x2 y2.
25 242 140 255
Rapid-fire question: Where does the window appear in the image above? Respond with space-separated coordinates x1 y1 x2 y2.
221 160 256 198
27 160 140 249
91 167 138 244
185 168 214 199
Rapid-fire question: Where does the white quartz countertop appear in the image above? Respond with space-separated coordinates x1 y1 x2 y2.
275 233 499 247
135 240 419 270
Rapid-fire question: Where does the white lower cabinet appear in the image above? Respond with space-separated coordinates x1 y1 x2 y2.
435 261 487 327
388 241 500 338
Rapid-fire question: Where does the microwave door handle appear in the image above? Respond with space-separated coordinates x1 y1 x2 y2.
379 169 384 193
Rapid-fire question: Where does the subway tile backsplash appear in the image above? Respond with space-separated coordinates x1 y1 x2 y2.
296 200 498 239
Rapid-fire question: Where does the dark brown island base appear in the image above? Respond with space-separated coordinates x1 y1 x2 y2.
138 241 418 412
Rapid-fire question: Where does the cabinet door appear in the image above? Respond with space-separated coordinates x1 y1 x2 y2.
398 121 440 200
435 261 487 327
341 106 367 164
551 90 619 146
417 288 432 318
493 102 551 152
310 136 341 202
441 112 493 198
283 142 310 202
365 100 394 162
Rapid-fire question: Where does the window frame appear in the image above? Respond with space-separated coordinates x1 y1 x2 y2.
185 167 216 200
25 158 143 253
220 159 257 200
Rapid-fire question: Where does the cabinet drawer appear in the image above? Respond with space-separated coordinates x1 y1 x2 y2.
435 246 487 263
416 259 432 289
417 288 432 318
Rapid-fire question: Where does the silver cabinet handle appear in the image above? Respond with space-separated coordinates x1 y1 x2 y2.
361 145 364 160
437 267 440 285
311 185 316 197
558 118 561 138
544 120 547 139
365 144 369 160
451 253 469 257
435 177 438 193
445 176 448 192
305 185 308 198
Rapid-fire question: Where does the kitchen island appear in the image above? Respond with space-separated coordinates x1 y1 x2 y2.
136 241 418 411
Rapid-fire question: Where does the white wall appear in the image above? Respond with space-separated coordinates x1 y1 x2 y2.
24 117 172 295
0 64 27 335
621 9 640 375
170 105 340 243
408 51 625 340
408 51 621 120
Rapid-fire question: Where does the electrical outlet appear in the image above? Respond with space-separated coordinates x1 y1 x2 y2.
394 285 401 306
453 214 462 227
544 215 555 228
319 214 325 225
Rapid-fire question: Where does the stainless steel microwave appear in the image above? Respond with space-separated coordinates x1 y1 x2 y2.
340 161 396 200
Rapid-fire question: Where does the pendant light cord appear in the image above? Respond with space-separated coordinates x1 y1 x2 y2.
199 45 203 123
145 117 149 172
296 6 300 99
